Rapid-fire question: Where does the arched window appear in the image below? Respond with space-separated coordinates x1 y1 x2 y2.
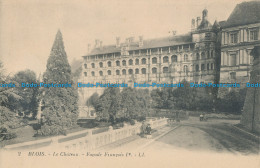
195 65 199 72
116 60 120 66
207 51 210 59
184 65 188 75
91 71 95 76
201 64 205 71
171 55 177 62
122 69 126 75
99 71 103 76
163 56 169 63
84 72 87 76
129 59 133 65
163 67 168 73
211 50 214 58
196 53 200 60
135 68 139 74
201 52 205 59
141 58 146 64
184 54 188 62
128 69 133 74
152 67 157 74
152 57 157 64
207 63 210 70
84 64 87 69
107 70 111 75
91 63 95 68
135 59 139 65
122 60 126 66
116 70 120 75
141 68 146 74
107 61 112 67
211 63 214 70
99 62 103 68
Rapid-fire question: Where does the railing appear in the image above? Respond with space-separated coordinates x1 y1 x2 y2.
3 118 168 151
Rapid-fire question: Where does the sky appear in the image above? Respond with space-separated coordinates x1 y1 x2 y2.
0 0 249 75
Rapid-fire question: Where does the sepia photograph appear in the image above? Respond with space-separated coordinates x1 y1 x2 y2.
0 0 259 167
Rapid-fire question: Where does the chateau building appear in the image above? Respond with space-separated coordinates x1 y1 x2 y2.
219 1 260 83
79 1 260 105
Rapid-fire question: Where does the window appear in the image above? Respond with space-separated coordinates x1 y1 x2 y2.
84 64 87 69
135 59 139 65
195 65 199 72
91 71 95 76
141 58 146 64
196 53 200 60
207 51 210 59
201 52 205 59
201 64 205 71
116 60 120 66
122 60 126 66
163 56 169 63
184 54 188 62
230 72 236 80
122 69 126 75
229 54 236 66
91 63 95 68
211 50 214 58
129 59 133 65
116 70 120 75
141 68 146 74
84 72 87 76
107 70 111 75
250 29 259 41
207 63 209 70
152 57 157 64
171 55 177 62
230 32 238 43
163 67 168 73
99 62 103 68
135 69 139 74
152 67 157 74
128 69 133 74
107 61 112 67
211 63 214 70
184 65 188 75
99 71 103 76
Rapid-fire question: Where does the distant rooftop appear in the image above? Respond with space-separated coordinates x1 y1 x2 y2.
86 34 193 56
222 1 260 28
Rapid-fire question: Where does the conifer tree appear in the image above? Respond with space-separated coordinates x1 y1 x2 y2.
38 30 79 136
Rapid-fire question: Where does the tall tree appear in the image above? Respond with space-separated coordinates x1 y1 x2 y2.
0 61 20 140
11 70 39 118
38 30 79 136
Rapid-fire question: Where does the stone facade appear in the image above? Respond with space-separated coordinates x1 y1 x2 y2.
240 46 260 134
79 1 260 105
79 9 221 104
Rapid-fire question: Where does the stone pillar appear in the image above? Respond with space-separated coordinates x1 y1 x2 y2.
240 46 260 134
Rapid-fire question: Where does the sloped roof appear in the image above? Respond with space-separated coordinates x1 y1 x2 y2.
86 34 193 56
223 1 260 28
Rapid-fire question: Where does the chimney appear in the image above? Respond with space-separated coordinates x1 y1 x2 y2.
116 37 120 48
95 39 100 48
191 18 195 31
196 17 201 28
100 41 103 49
88 44 91 53
202 9 208 21
139 36 143 47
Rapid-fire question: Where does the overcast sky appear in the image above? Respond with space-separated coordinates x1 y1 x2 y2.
0 0 248 75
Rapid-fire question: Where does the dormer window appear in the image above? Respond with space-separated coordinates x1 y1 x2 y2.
230 32 238 44
250 29 259 41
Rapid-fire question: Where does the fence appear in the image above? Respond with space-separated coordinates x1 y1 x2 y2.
3 118 168 151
